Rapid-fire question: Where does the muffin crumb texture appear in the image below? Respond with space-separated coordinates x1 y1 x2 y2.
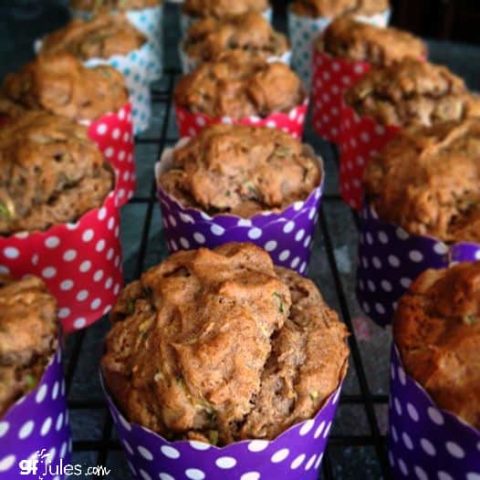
183 0 269 19
158 125 322 218
0 275 58 418
102 243 349 444
394 262 480 429
291 0 389 18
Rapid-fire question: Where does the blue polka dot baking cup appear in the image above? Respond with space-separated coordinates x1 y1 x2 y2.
102 373 343 480
155 141 324 274
388 346 480 479
0 347 71 480
356 205 480 326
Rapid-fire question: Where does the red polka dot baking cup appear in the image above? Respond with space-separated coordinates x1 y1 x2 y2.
175 100 308 140
338 108 399 210
155 142 324 274
84 103 136 206
388 346 480 479
356 204 480 327
0 191 123 333
102 373 343 480
0 347 71 480
311 52 370 144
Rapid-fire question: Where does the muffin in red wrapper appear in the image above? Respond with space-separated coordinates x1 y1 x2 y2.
155 126 324 274
311 16 427 144
0 276 71 480
0 112 123 333
356 119 480 326
340 58 480 209
174 54 307 139
0 53 135 206
388 264 480 479
101 243 349 480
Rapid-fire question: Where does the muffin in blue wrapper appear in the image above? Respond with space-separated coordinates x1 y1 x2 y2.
101 243 349 480
155 127 324 274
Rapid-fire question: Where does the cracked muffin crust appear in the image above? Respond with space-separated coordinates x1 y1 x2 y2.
394 262 480 429
291 0 389 18
158 124 322 218
70 0 161 11
0 111 113 235
182 0 269 19
183 12 289 65
102 242 349 444
364 119 480 243
174 53 305 119
0 275 58 418
316 16 426 66
40 13 146 60
0 53 128 122
346 59 480 128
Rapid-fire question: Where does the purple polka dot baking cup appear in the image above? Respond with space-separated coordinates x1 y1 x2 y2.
356 204 480 326
155 141 324 274
0 347 71 480
388 346 480 479
102 373 343 480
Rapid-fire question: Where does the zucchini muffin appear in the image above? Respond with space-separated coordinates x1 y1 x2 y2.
183 12 289 65
364 119 480 243
70 0 160 11
182 0 269 20
316 16 426 66
345 58 480 128
175 52 305 119
394 261 480 429
0 111 113 235
0 275 58 418
40 13 146 60
158 124 322 218
291 0 389 18
0 53 128 122
102 242 349 444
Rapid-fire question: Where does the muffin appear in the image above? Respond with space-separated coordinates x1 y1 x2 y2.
0 275 58 417
345 59 480 128
0 111 113 235
182 12 289 68
102 242 349 444
0 53 128 123
182 0 270 20
70 0 160 11
291 0 389 18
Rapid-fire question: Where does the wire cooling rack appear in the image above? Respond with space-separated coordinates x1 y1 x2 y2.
63 3 393 479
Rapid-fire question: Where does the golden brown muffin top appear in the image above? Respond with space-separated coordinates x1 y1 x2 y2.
291 0 389 18
0 111 113 235
71 0 161 11
174 53 305 118
0 275 58 418
183 0 269 19
183 12 289 64
317 16 426 66
364 119 480 243
0 53 128 122
394 262 480 429
40 13 146 60
158 124 322 218
102 243 349 444
346 59 480 128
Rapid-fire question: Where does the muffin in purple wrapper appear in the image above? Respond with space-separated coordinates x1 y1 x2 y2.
101 243 350 480
0 276 71 480
155 125 324 274
388 263 480 479
357 119 480 326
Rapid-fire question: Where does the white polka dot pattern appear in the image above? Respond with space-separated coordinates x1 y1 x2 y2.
388 347 480 479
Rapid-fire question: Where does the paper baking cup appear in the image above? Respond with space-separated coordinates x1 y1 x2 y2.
311 52 370 144
175 100 308 139
288 10 390 89
84 103 136 206
388 346 480 479
103 373 342 480
0 191 123 333
155 143 324 274
339 108 399 210
356 204 480 327
0 348 71 480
